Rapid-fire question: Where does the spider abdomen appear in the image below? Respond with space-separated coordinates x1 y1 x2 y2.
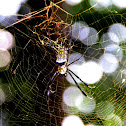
56 46 67 63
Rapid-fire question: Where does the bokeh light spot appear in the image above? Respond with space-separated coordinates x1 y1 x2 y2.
78 61 103 84
63 86 83 107
99 53 119 73
62 115 84 126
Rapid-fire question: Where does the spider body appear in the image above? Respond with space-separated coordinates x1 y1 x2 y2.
56 46 68 75
47 37 95 99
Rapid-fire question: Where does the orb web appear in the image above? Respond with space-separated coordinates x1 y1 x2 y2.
0 0 125 126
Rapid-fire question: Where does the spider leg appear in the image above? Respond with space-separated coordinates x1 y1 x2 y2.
47 71 59 96
68 38 72 51
48 24 55 52
68 69 96 88
68 24 72 51
50 40 55 53
47 71 58 117
66 38 72 64
68 55 83 66
68 71 92 99
67 26 82 66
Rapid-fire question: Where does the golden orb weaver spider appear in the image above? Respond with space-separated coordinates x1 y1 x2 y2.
47 36 95 99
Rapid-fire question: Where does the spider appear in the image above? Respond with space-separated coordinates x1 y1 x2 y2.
47 37 95 99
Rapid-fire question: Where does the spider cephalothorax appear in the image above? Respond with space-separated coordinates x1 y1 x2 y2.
58 65 67 75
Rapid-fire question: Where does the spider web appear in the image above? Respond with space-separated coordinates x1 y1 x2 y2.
0 0 126 126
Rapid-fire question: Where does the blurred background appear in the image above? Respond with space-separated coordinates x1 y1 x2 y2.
0 0 126 126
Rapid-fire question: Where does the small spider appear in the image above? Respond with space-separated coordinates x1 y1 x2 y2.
47 37 95 99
